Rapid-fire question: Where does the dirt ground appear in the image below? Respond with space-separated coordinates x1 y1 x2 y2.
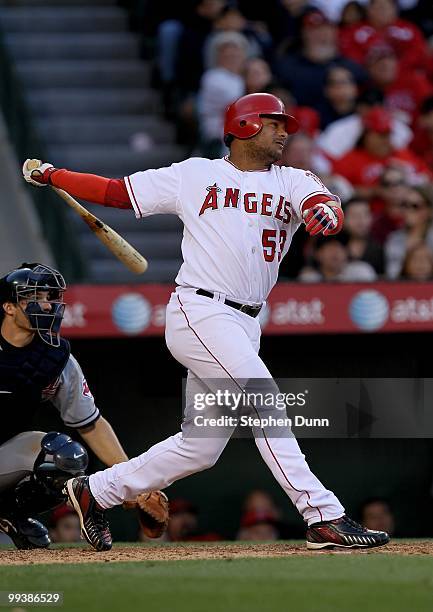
1 541 433 566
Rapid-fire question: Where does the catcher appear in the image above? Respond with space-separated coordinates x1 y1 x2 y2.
0 262 168 550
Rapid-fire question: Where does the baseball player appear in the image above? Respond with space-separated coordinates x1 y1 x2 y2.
23 93 389 551
0 263 168 550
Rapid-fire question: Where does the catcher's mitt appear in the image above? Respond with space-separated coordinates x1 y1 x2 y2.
124 491 169 538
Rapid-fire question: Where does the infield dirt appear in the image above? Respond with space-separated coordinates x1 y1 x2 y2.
1 541 432 565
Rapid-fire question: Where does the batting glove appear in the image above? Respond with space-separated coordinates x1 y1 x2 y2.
302 202 344 236
22 159 58 187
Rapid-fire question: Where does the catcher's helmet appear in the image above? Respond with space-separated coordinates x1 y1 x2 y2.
0 263 66 346
224 93 299 145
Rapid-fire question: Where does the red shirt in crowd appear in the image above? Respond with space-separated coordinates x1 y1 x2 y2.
410 127 433 173
339 19 430 72
333 147 432 188
383 71 433 124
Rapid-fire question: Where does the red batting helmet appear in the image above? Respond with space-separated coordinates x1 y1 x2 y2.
224 93 299 144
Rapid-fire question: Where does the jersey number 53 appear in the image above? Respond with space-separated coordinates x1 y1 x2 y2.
262 229 287 263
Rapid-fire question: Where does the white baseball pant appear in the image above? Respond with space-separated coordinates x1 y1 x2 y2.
89 287 344 525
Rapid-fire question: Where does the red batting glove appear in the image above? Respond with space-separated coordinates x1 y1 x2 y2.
32 165 59 186
302 203 344 236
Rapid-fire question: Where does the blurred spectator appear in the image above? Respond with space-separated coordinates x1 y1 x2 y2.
339 0 430 73
343 197 384 273
400 243 433 281
139 498 222 542
365 44 433 125
359 497 395 535
275 9 364 109
241 488 304 538
385 185 433 278
333 107 431 199
265 83 322 138
311 0 367 23
299 235 377 282
245 58 273 94
162 0 226 101
411 96 433 173
370 166 407 243
237 510 280 541
166 498 198 541
197 31 247 157
340 1 367 27
280 132 354 202
209 5 273 61
318 65 358 128
242 489 281 519
280 132 317 171
317 89 412 160
48 505 81 544
267 0 312 50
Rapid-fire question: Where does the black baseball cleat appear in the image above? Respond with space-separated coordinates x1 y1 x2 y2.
306 515 390 550
63 476 112 552
0 516 50 549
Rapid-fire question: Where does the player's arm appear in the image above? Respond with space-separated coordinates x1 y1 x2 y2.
22 159 182 218
289 169 344 237
51 355 128 467
302 197 344 237
78 417 128 467
23 162 132 209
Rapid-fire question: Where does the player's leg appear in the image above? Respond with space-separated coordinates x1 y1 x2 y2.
237 314 388 548
87 291 257 508
0 431 45 492
88 372 234 508
0 431 50 549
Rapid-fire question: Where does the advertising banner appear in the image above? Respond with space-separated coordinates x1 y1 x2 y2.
62 282 433 337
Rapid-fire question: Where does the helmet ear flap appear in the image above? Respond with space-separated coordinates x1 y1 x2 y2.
225 114 263 141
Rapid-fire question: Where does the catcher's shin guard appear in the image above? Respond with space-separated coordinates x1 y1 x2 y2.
0 516 50 550
11 432 89 518
0 488 50 549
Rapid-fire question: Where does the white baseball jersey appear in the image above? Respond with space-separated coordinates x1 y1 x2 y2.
125 156 338 303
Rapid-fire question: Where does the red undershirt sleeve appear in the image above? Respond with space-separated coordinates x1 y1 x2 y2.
49 169 132 209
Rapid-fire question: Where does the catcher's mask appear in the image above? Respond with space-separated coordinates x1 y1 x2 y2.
0 262 66 347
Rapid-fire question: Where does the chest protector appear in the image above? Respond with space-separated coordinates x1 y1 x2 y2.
0 335 70 444
0 335 70 401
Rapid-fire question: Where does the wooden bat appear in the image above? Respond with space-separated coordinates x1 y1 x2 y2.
25 159 148 274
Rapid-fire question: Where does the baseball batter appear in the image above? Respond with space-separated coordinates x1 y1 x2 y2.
23 93 389 551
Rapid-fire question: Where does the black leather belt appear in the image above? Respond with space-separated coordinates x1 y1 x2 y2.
196 289 263 318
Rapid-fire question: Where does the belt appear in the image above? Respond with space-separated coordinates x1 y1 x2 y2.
196 289 262 318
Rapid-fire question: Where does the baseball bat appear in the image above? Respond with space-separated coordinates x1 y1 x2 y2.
25 159 148 274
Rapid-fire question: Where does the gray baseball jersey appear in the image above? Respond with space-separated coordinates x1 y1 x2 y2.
49 355 100 429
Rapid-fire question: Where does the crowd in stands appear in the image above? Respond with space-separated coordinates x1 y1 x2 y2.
138 0 433 281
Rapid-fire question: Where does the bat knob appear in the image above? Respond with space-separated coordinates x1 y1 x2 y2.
25 158 43 172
